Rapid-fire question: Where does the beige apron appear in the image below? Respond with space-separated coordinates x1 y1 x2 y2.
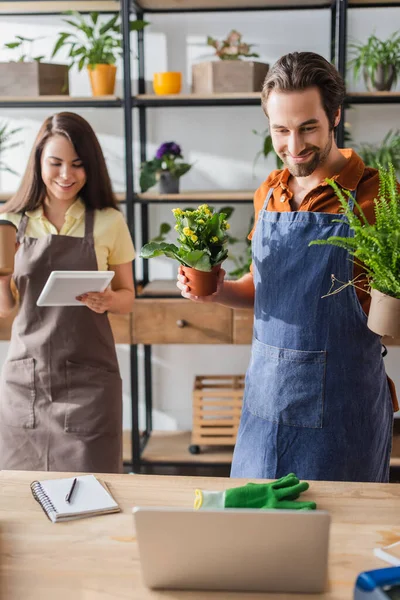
0 210 123 473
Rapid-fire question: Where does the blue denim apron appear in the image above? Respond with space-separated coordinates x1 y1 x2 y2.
231 188 393 482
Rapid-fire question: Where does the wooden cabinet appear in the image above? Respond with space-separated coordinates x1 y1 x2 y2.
132 299 232 344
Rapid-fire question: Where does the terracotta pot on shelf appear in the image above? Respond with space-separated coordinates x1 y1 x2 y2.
181 264 221 297
0 221 17 276
367 288 400 337
87 64 117 96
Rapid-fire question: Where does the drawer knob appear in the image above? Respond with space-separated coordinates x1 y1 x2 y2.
176 319 186 328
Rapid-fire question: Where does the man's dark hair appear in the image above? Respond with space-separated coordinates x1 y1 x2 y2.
261 52 346 129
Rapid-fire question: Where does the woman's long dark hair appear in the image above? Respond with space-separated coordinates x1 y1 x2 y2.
1 112 118 213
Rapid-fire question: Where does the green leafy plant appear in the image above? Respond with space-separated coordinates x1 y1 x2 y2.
229 215 254 279
140 204 230 272
0 122 22 175
356 130 400 174
348 32 400 91
309 164 400 299
140 142 192 193
52 11 148 70
207 30 259 60
253 128 283 171
4 36 45 62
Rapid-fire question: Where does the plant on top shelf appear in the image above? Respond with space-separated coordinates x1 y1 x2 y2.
309 164 400 338
4 35 45 62
348 31 400 92
0 122 23 176
356 130 400 175
140 204 230 296
139 142 192 194
207 30 259 60
52 11 148 96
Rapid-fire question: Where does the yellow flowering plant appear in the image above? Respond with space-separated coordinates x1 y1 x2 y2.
140 204 230 271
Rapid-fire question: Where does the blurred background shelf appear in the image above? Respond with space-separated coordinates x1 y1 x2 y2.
134 190 254 203
0 1 120 15
0 95 122 108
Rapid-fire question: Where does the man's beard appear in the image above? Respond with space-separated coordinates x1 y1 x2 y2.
280 135 332 177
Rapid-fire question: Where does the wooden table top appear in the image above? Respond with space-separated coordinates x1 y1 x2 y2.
1 470 400 599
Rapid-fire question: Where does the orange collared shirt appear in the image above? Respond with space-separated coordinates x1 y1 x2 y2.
249 148 398 411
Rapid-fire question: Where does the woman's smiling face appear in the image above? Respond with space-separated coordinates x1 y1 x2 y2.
41 134 87 204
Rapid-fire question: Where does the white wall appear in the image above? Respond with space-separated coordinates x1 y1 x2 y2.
0 7 399 432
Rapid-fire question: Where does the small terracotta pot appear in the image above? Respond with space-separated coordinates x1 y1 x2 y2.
367 288 400 338
181 264 221 297
87 64 117 96
0 221 17 276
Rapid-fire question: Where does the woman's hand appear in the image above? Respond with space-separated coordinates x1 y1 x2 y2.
76 288 114 314
176 265 225 303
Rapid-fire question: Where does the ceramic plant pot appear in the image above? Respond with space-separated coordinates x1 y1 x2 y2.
158 172 179 194
181 264 221 297
363 64 396 92
0 221 17 276
88 64 117 96
367 288 400 337
153 71 182 95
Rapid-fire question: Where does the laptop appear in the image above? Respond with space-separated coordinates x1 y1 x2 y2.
133 506 330 593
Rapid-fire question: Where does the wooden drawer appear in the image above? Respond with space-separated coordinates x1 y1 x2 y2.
132 299 232 344
233 308 253 344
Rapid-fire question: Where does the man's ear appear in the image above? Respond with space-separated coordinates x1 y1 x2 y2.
333 107 341 129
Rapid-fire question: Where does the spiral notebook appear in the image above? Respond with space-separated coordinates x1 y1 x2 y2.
30 474 120 523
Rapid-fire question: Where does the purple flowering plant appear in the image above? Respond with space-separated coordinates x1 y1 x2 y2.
139 141 192 192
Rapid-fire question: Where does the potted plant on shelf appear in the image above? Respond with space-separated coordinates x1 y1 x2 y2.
192 29 269 94
309 164 400 338
140 204 230 296
52 11 148 96
0 35 69 96
356 130 400 175
348 31 400 92
139 142 192 194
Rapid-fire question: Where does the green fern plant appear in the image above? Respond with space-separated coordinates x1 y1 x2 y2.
309 164 400 299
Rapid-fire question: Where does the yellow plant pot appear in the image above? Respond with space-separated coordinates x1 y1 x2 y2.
153 71 182 95
87 64 117 96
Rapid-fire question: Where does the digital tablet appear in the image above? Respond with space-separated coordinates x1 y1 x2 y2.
36 271 115 307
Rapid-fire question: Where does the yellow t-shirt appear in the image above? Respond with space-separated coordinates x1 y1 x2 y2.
2 199 135 271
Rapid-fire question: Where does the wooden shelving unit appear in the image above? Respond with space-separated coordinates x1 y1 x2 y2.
0 95 122 108
0 1 120 14
136 0 330 10
135 190 254 203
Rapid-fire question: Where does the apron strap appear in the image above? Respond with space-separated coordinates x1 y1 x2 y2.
348 189 356 211
16 213 29 243
84 209 95 242
262 188 274 212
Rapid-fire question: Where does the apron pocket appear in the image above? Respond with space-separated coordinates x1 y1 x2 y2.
65 360 122 435
245 337 326 429
0 358 36 428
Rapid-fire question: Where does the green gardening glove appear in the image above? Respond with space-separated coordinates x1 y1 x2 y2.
194 473 316 511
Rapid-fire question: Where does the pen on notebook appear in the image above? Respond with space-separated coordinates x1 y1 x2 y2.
65 477 78 503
